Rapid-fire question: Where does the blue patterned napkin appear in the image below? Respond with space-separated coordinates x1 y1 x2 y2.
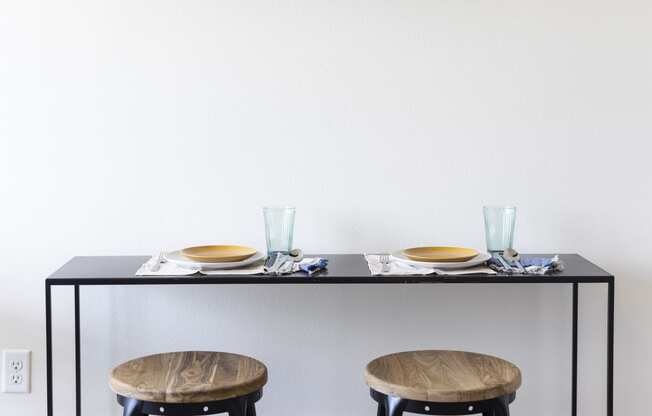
488 255 564 275
264 253 328 276
298 258 329 275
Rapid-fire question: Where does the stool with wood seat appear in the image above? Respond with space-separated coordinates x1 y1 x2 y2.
109 351 268 416
365 350 521 416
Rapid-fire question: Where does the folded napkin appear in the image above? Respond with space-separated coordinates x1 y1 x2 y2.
264 252 329 276
135 255 265 276
364 254 495 276
201 262 265 275
297 257 329 275
136 253 327 277
487 255 564 275
136 255 199 276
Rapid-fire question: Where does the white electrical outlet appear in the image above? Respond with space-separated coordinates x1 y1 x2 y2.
2 350 30 393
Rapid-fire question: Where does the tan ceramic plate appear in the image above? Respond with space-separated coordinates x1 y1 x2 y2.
402 246 479 263
181 245 257 263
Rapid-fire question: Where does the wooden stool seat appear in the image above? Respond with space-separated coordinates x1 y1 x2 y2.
365 350 521 403
109 351 268 404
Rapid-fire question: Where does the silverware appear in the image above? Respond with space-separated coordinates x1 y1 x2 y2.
503 248 526 273
289 248 304 262
150 252 166 272
379 254 391 273
493 252 513 271
264 252 296 275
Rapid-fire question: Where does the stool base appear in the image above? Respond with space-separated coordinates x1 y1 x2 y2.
370 389 514 416
117 389 262 416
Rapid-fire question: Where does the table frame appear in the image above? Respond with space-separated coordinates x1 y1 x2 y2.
44 255 614 416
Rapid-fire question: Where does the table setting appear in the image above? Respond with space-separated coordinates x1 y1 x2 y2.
365 248 495 276
136 206 329 277
365 205 564 276
135 204 563 278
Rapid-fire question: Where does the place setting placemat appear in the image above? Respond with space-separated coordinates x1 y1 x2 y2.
135 249 328 277
364 253 496 276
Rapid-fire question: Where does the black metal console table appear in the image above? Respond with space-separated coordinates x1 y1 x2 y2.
45 253 614 416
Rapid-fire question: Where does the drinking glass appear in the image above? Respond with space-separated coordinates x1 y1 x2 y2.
483 205 516 253
263 206 296 255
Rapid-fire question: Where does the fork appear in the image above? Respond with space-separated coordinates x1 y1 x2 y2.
379 254 391 273
149 252 166 272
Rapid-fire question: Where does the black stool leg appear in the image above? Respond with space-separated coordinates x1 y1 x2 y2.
246 399 257 416
493 396 510 416
122 397 145 416
229 396 249 416
383 395 406 416
376 401 386 416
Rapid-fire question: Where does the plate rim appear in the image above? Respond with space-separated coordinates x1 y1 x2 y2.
402 246 479 262
165 250 265 270
180 244 257 263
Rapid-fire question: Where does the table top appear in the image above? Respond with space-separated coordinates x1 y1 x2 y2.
46 254 613 285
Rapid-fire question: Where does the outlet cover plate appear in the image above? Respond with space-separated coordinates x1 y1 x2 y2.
2 349 31 393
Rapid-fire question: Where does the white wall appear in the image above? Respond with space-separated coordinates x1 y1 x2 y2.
1 0 651 414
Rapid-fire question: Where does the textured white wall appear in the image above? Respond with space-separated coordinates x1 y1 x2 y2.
1 0 651 415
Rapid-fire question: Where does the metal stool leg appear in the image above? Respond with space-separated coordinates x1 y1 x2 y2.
228 396 248 416
122 397 145 416
376 401 386 416
246 399 257 416
493 396 510 416
384 395 406 416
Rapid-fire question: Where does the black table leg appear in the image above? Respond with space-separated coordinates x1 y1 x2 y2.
607 279 614 416
572 283 578 416
573 281 615 416
46 281 53 416
75 285 81 416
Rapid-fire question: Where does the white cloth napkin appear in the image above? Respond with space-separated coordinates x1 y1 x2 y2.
201 262 265 275
364 254 496 276
136 254 198 276
135 253 265 276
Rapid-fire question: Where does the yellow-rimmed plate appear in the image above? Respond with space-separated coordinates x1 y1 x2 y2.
165 250 264 270
391 251 490 269
181 245 257 263
402 246 479 263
